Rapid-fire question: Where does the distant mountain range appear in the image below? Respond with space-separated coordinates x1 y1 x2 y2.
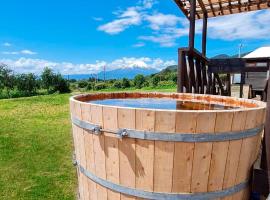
64 67 159 80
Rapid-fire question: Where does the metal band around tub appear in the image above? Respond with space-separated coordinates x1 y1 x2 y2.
71 116 263 142
77 162 248 200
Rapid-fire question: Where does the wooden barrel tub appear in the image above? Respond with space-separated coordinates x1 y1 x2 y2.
70 92 266 200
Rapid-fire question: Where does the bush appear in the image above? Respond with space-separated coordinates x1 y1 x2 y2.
86 82 95 90
94 82 107 90
157 80 176 88
122 78 130 88
134 74 145 89
77 80 88 88
113 81 122 89
53 74 71 93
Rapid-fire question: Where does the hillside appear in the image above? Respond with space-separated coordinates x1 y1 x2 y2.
64 67 159 80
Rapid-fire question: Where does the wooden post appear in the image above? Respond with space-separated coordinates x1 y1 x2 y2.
265 77 270 193
189 0 196 50
202 14 207 56
227 74 231 96
240 72 245 98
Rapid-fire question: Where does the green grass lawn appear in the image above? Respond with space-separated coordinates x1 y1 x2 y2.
0 94 76 200
0 88 177 200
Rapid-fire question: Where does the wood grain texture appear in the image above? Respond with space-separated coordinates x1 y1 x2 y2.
173 112 197 192
191 112 216 192
81 103 97 200
91 105 107 200
135 109 155 192
118 108 136 200
103 107 120 200
208 112 233 192
154 111 175 193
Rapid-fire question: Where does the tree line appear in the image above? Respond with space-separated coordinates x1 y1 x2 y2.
71 66 177 91
0 63 177 99
0 64 70 99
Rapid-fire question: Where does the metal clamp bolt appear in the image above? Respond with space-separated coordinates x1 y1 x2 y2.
117 129 128 139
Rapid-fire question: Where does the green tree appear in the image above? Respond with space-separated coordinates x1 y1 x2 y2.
151 76 160 87
0 64 16 97
122 78 130 88
52 74 71 93
16 73 38 95
41 67 54 92
134 74 145 89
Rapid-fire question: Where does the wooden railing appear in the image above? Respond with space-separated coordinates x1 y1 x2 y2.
177 48 229 96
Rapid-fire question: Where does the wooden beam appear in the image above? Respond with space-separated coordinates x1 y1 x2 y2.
197 0 207 14
208 0 217 17
174 0 190 19
202 14 208 56
189 0 196 50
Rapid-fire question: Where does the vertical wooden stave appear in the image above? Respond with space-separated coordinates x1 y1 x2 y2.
172 112 197 192
135 109 155 200
153 111 175 193
208 112 234 200
74 102 88 200
191 112 217 192
81 103 97 200
91 105 108 200
118 108 136 200
232 110 258 200
103 107 120 200
221 111 247 200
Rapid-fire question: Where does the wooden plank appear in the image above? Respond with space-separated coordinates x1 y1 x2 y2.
135 109 155 192
74 103 89 200
191 112 216 192
208 112 233 192
154 111 175 192
188 55 196 93
221 111 247 200
81 103 97 200
173 112 197 192
91 105 107 200
103 107 120 200
118 108 136 200
232 110 258 200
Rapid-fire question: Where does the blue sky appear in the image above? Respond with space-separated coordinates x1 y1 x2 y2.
0 0 270 74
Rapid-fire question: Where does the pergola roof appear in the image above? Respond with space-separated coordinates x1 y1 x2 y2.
174 0 270 19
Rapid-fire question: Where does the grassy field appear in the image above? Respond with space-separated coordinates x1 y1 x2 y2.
0 94 76 200
0 88 176 200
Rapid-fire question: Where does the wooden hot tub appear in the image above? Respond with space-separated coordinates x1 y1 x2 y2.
70 92 266 200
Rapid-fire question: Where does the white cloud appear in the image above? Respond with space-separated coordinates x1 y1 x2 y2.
20 49 37 55
97 0 270 47
2 49 37 55
93 17 103 21
133 42 145 47
98 7 142 34
97 1 156 35
0 56 176 75
2 51 19 55
145 13 182 30
3 42 12 47
206 10 270 40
